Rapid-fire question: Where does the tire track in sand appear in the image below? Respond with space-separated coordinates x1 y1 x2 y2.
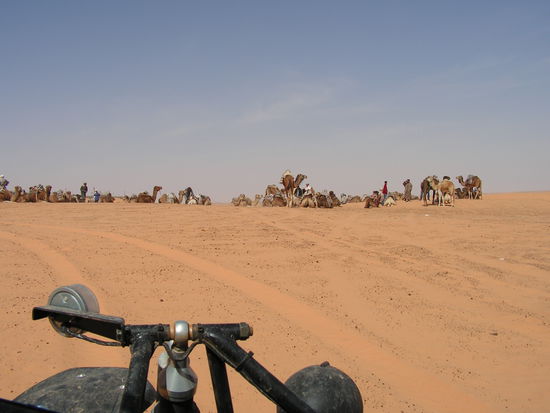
0 231 93 288
18 223 498 413
0 230 124 366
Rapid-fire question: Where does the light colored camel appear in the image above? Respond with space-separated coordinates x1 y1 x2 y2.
11 186 24 202
456 175 482 200
100 193 115 203
178 187 195 204
252 194 262 206
159 193 180 204
427 176 455 207
232 194 251 206
383 196 396 207
300 194 316 208
136 186 162 203
347 195 362 203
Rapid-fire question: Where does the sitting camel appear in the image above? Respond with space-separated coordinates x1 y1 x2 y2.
0 188 12 201
300 194 316 208
328 191 341 207
347 195 363 203
263 193 287 207
383 196 396 207
137 186 162 203
178 187 196 204
364 191 382 208
315 192 333 208
252 194 262 206
265 184 280 197
10 186 24 202
100 192 115 203
159 193 180 204
198 195 212 205
231 194 251 207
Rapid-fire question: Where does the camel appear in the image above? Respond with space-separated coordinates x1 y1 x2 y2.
427 176 455 207
265 185 280 197
232 194 251 207
315 192 333 208
198 195 212 205
454 187 468 199
11 186 24 202
263 193 287 207
347 195 363 203
300 194 316 208
383 196 396 207
389 191 403 201
178 187 195 204
364 191 382 208
41 185 52 202
328 191 341 207
420 176 437 206
252 194 262 206
456 175 482 200
68 192 78 202
100 192 115 203
187 194 200 204
159 193 180 204
122 195 138 203
25 187 38 202
136 186 162 203
49 190 60 203
0 189 12 201
281 171 307 208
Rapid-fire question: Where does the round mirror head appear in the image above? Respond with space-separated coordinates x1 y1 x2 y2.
47 284 100 337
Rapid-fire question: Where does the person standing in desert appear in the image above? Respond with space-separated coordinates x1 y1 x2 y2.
382 181 389 204
403 179 412 201
80 182 88 203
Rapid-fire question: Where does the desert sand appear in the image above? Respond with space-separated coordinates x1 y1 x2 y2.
1 193 549 413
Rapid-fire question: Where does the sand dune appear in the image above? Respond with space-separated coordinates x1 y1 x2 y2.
1 192 549 412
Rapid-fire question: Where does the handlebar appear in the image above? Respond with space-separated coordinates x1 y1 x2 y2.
32 305 317 413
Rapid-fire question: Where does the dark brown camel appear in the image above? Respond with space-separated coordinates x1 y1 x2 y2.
420 176 437 206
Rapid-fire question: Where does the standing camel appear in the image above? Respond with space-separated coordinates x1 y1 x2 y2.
420 176 436 206
456 175 482 200
281 171 307 208
427 176 455 207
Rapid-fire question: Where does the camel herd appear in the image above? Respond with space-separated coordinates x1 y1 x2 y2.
0 173 482 208
231 172 483 209
0 184 212 205
121 186 211 205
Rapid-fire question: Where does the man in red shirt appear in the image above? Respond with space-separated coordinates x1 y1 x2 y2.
382 181 388 204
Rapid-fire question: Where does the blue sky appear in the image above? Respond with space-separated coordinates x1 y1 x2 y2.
1 1 549 201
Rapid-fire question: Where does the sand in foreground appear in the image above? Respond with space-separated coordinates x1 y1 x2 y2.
1 193 549 413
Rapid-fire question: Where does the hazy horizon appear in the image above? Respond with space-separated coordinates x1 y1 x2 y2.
2 1 549 202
